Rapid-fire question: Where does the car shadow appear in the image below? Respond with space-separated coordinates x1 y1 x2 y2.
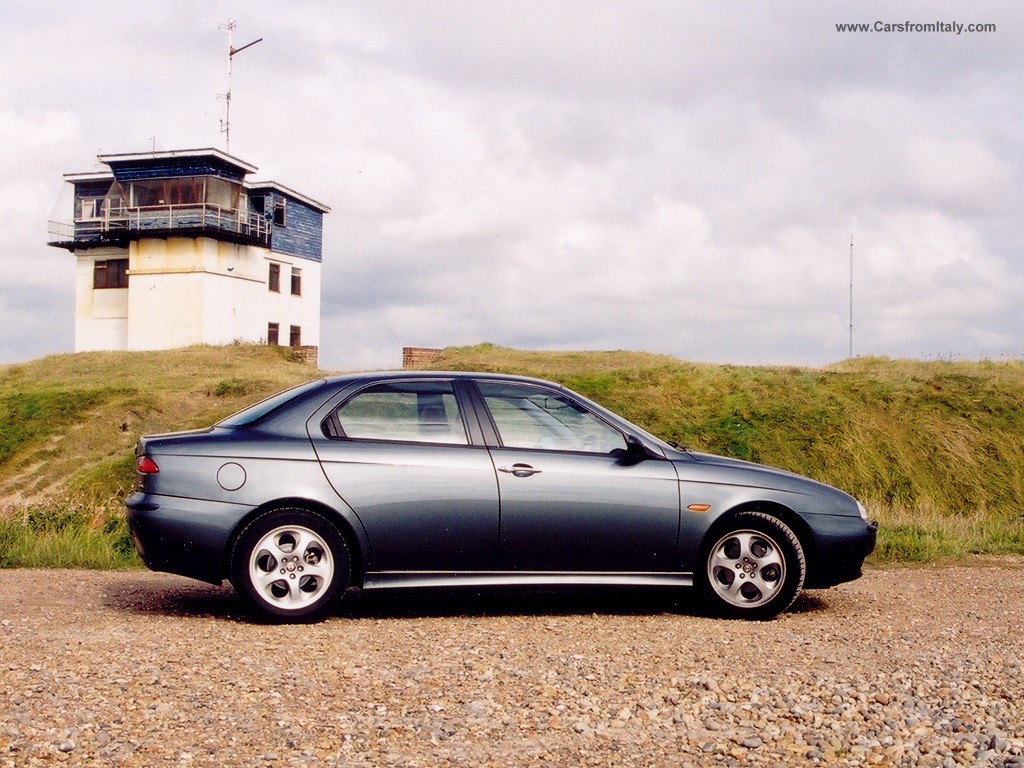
104 577 245 620
104 576 835 622
342 586 833 620
342 587 698 619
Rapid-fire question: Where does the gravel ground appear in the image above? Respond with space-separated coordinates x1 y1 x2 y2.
1 563 1023 767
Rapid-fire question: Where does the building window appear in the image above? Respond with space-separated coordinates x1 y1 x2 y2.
79 198 106 219
291 268 302 296
267 323 279 345
274 198 287 227
289 325 301 347
93 259 129 289
268 263 280 292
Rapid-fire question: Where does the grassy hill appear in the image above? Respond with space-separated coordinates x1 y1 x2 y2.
0 345 319 567
2 342 1023 568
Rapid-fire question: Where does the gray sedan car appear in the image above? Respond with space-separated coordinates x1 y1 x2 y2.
126 372 876 622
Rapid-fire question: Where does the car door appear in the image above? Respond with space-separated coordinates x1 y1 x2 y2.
310 379 500 571
474 380 681 572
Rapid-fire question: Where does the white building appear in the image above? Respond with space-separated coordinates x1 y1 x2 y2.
48 148 329 363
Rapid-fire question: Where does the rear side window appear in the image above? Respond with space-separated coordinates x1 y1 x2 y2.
330 381 468 445
218 379 327 427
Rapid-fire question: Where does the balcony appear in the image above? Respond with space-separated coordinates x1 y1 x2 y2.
48 203 270 250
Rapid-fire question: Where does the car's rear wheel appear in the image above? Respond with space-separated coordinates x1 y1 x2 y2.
698 511 805 620
231 508 350 623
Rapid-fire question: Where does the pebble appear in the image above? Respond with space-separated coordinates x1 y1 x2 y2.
0 564 1023 766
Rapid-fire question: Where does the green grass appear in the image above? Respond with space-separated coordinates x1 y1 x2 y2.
0 387 125 464
870 507 1024 563
0 500 136 569
2 342 1024 568
0 344 322 569
0 344 321 505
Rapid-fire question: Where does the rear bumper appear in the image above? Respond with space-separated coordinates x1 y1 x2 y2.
126 492 251 585
806 516 878 589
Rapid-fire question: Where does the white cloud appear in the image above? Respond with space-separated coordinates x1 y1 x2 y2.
2 1 1023 367
904 136 1015 211
855 210 1021 353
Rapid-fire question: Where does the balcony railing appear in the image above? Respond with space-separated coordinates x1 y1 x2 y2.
48 203 270 248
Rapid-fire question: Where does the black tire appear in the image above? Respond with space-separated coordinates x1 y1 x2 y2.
697 511 805 620
230 507 351 623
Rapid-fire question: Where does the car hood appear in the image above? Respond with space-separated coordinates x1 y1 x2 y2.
671 449 846 498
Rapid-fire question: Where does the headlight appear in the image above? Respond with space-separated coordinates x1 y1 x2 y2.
856 500 868 521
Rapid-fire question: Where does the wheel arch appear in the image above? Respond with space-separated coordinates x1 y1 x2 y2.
704 500 819 581
223 497 367 586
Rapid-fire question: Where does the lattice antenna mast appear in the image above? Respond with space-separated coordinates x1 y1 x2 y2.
849 234 855 359
218 20 262 153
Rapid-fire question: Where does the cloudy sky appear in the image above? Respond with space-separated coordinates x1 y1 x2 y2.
2 1 1021 370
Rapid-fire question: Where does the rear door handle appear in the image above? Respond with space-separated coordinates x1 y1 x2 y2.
498 463 541 478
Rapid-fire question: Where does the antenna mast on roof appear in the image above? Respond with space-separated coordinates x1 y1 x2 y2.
218 20 262 154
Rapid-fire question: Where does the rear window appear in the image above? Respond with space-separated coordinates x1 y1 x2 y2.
217 379 327 427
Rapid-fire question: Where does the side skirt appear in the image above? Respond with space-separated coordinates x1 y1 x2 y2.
361 571 694 591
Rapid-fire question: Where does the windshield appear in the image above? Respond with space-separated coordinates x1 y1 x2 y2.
217 379 327 427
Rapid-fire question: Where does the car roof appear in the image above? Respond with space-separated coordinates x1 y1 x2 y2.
321 371 565 389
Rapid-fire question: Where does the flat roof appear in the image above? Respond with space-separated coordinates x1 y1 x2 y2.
61 150 329 212
63 171 114 182
97 148 259 175
249 180 331 213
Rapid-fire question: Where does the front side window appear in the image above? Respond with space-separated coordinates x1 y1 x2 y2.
267 322 279 345
477 381 626 454
291 268 302 296
289 325 301 347
268 263 280 292
274 198 287 227
329 381 468 445
93 258 129 289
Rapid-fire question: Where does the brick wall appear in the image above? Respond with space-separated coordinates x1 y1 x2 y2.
402 347 442 369
291 345 319 366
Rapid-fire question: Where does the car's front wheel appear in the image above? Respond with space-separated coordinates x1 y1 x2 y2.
698 511 805 620
231 508 350 622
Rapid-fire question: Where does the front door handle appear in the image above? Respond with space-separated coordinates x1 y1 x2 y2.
498 463 541 478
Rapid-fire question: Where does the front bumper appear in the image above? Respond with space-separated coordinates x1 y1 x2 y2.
126 492 251 585
805 516 878 589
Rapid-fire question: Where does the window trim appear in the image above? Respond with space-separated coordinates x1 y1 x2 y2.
268 262 281 292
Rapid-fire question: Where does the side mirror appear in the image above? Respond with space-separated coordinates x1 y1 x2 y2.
615 434 653 464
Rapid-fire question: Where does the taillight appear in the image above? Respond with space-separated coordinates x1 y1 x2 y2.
137 455 160 475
